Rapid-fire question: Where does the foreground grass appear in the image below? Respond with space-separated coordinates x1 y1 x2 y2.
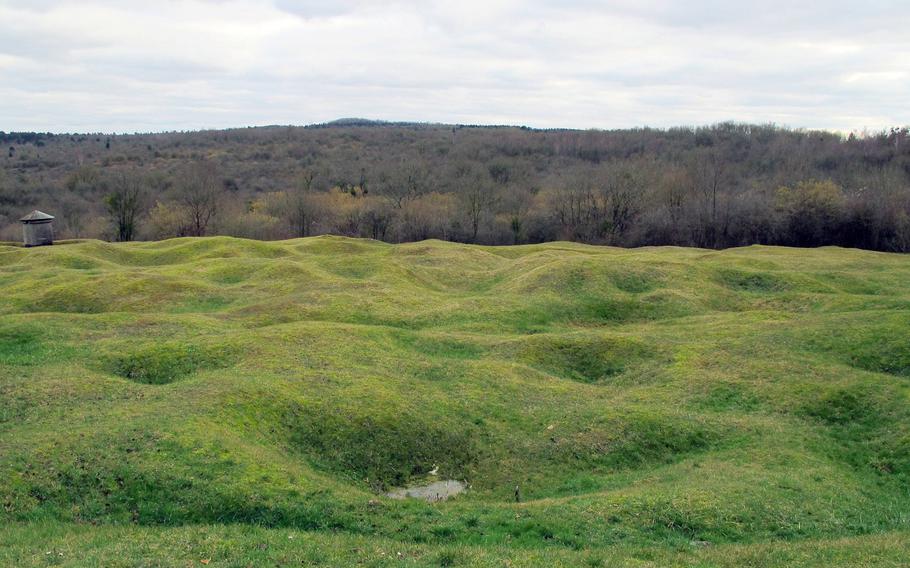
1 236 909 565
3 523 910 567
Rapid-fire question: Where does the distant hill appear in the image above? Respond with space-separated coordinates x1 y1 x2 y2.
312 117 398 128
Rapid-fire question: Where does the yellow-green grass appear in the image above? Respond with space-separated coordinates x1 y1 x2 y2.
1 236 909 565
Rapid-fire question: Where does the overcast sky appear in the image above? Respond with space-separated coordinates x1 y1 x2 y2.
1 0 908 134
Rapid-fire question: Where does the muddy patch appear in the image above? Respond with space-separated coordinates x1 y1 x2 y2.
386 480 466 502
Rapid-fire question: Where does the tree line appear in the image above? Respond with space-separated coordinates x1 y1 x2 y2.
1 122 909 251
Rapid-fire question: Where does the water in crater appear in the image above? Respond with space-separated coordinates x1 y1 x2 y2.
385 479 466 502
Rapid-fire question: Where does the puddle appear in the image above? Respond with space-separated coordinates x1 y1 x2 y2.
386 480 466 502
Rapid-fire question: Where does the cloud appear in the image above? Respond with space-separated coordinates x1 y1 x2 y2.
0 0 907 133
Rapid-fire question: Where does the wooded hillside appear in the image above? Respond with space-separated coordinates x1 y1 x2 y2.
2 121 909 250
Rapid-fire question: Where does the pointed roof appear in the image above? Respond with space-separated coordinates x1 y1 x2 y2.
20 210 54 223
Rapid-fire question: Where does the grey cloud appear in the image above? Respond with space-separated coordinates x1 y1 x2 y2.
0 0 907 133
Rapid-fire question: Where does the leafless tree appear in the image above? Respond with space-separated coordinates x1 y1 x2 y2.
376 162 433 209
690 149 729 247
178 161 221 237
104 169 146 242
600 167 642 244
287 169 320 237
454 165 498 242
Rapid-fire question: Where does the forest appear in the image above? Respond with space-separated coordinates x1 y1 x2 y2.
2 121 909 251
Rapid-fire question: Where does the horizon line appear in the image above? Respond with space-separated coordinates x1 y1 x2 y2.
3 118 908 138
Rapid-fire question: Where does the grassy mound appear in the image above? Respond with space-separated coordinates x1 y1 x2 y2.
1 236 909 565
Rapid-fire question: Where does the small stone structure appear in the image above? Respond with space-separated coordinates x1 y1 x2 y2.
20 210 55 247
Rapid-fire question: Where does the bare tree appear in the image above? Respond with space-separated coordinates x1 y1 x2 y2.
549 168 602 241
601 166 643 244
456 165 498 242
689 149 729 247
362 199 394 240
463 186 495 242
178 161 221 237
104 170 146 242
286 169 320 237
376 162 432 209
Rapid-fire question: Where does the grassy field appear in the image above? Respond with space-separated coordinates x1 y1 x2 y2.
1 236 908 566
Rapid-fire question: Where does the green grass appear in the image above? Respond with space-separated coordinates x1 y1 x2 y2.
1 236 909 566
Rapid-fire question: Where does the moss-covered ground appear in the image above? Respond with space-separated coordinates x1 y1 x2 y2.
1 236 908 566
